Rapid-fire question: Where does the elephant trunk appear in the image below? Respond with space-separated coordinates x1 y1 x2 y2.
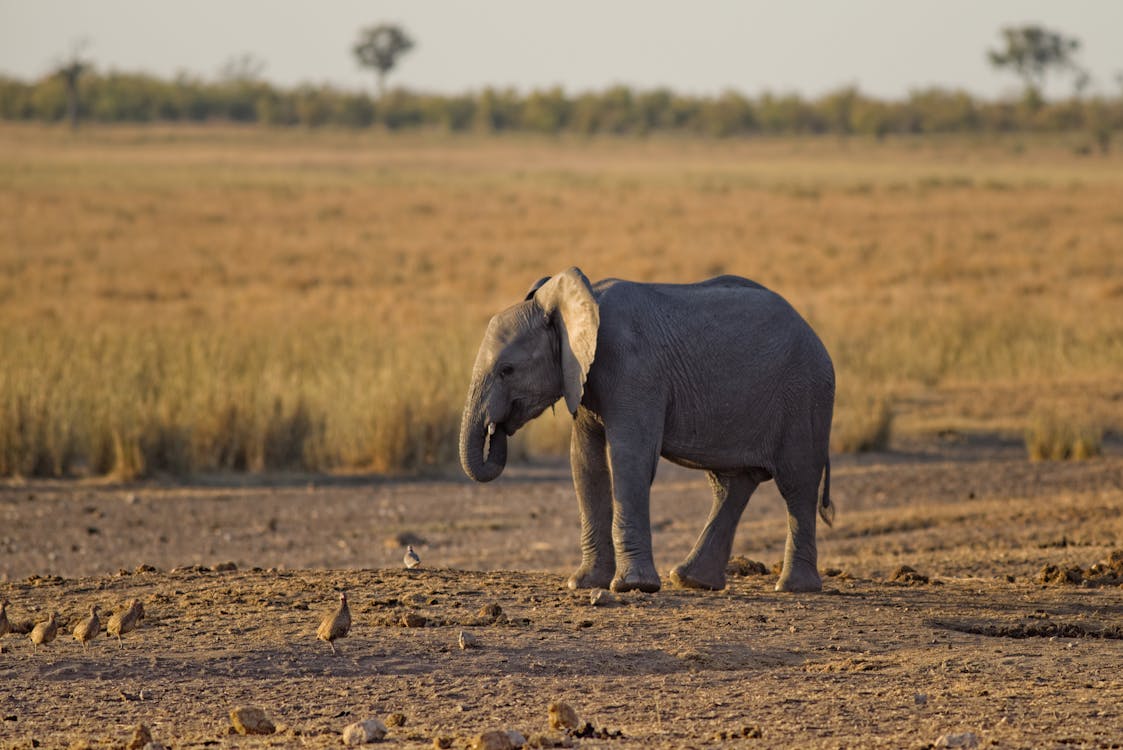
459 392 508 483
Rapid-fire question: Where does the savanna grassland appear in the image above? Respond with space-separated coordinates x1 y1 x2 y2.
2 124 1122 478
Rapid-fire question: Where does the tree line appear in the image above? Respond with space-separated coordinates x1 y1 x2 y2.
1 72 1120 142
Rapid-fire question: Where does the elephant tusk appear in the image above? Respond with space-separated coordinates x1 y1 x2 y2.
487 422 496 436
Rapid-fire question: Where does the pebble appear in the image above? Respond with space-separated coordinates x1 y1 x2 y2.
471 730 513 750
342 718 388 745
589 590 615 607
400 612 427 628
385 713 407 727
229 706 275 735
935 732 979 749
125 724 151 750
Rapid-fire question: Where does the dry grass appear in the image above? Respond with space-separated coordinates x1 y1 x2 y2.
2 124 1122 476
1025 406 1104 462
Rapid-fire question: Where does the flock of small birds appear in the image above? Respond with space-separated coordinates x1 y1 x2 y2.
2 548 422 657
0 597 145 650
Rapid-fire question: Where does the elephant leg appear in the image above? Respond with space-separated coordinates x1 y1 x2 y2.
566 409 615 590
605 426 662 593
670 471 760 590
775 474 823 593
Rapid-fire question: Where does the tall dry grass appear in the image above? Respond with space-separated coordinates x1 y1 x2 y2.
2 125 1122 476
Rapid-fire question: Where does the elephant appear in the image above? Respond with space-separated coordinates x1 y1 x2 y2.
458 267 835 594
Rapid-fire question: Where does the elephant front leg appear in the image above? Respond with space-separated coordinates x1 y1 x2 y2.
606 429 662 593
566 410 615 590
671 471 758 590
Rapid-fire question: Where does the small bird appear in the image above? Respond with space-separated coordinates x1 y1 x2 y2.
317 592 351 655
73 604 101 650
29 612 59 648
0 599 10 637
403 545 421 569
107 599 144 646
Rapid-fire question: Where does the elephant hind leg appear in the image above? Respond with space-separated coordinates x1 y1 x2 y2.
774 473 823 593
670 470 761 590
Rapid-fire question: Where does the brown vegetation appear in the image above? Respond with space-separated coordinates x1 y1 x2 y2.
2 125 1122 476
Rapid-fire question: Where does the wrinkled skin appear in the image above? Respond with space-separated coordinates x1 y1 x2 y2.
460 268 835 594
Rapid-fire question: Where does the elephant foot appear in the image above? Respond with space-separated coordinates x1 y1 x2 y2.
567 562 615 591
669 561 726 591
775 564 822 593
610 560 661 593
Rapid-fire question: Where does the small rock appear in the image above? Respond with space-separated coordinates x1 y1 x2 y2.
432 738 454 750
891 565 929 585
477 603 505 623
459 630 479 649
230 706 275 735
472 730 513 750
589 589 615 607
212 561 237 572
342 718 388 745
935 731 979 749
548 702 580 731
400 612 428 628
385 713 407 727
914 693 928 706
126 724 152 750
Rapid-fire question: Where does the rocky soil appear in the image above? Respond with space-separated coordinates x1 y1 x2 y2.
2 438 1122 748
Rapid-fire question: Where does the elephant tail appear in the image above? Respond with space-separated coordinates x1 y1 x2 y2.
818 460 835 528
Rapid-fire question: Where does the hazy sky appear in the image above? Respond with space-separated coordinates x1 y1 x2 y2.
1 1 1120 100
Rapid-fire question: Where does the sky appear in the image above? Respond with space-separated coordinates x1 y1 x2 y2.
1 1 1121 101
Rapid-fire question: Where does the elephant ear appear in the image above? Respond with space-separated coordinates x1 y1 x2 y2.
524 276 552 300
533 267 599 415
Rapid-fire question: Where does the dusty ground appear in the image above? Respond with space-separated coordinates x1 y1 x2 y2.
2 438 1123 749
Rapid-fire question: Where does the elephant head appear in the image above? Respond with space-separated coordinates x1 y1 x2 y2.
459 267 600 482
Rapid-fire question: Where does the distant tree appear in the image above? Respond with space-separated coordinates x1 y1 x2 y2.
54 39 91 129
987 25 1083 104
218 53 266 84
352 24 414 99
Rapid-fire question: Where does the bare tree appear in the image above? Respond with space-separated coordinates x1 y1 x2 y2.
352 24 414 98
54 39 91 129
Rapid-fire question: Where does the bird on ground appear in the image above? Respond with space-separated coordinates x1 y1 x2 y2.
73 604 101 650
107 599 144 646
29 612 59 648
317 592 351 655
404 545 421 569
0 599 10 637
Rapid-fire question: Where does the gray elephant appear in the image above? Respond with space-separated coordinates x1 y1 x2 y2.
459 267 835 594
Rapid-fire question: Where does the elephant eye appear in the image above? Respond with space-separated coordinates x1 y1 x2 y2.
499 364 515 378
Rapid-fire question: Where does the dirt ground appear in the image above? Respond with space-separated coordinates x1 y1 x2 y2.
2 438 1123 749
